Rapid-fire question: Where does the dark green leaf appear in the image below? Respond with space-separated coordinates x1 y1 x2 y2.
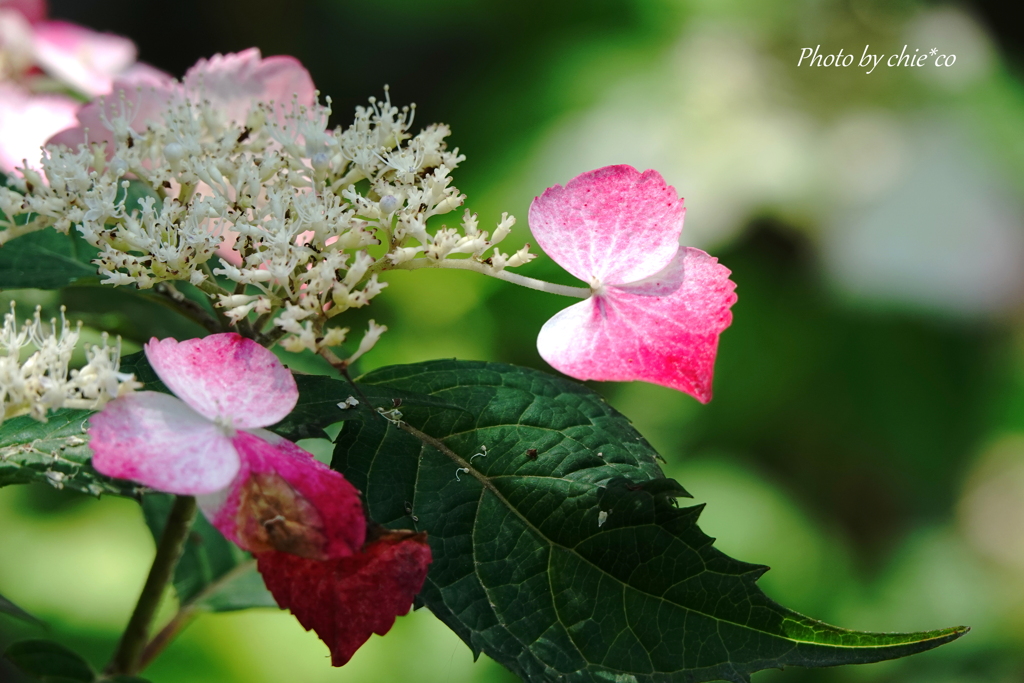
102 677 152 683
142 494 276 612
0 230 99 289
117 352 162 390
3 639 95 682
0 592 45 627
272 374 471 441
332 360 967 683
0 409 141 498
0 179 162 290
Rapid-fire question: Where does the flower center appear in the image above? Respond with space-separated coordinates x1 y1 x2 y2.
214 414 236 437
589 276 606 297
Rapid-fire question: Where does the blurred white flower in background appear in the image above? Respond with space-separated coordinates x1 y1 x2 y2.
531 22 815 250
525 6 1024 317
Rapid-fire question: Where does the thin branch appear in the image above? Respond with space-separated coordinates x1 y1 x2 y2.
149 283 222 334
136 559 258 672
106 495 197 676
394 258 591 299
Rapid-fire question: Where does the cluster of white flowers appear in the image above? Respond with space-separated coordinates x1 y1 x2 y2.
0 303 140 425
0 85 533 355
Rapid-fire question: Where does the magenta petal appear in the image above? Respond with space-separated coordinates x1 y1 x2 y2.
528 165 685 285
0 84 78 172
536 248 736 402
144 333 298 429
183 48 316 125
200 431 366 560
31 21 137 97
88 392 239 494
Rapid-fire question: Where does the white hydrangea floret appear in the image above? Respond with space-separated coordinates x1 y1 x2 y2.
0 80 540 365
0 303 140 425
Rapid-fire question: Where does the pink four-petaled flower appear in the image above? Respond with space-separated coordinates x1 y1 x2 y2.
530 165 737 402
88 333 366 558
88 333 432 665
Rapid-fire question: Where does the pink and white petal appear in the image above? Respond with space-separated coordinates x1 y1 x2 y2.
0 0 46 23
183 48 316 126
536 247 736 402
46 75 180 155
117 61 174 87
528 165 685 285
0 8 35 72
0 84 78 172
144 333 298 428
88 391 240 494
200 431 366 560
31 21 137 97
612 250 687 297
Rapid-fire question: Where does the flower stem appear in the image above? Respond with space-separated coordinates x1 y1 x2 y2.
135 558 258 672
105 495 197 676
394 258 591 299
149 283 222 334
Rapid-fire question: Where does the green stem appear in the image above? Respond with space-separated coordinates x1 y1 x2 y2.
105 495 197 676
394 258 591 298
135 559 258 672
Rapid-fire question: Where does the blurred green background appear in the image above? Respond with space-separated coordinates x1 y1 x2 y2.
3 0 1024 681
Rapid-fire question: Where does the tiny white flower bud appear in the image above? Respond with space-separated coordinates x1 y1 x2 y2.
108 157 129 177
344 320 387 366
164 142 186 165
321 326 349 348
311 152 331 173
379 194 399 215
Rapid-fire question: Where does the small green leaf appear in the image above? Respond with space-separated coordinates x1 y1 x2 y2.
331 360 967 683
0 229 100 289
0 409 141 498
0 592 45 627
4 639 95 682
196 561 278 612
142 493 275 612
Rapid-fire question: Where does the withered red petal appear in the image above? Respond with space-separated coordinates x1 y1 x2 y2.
257 530 432 666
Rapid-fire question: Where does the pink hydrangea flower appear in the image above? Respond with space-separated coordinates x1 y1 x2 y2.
49 47 316 155
529 165 737 402
88 333 365 559
30 20 138 97
0 83 78 171
0 0 161 171
88 332 432 663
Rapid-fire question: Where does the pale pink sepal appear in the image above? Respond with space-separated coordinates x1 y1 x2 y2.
0 83 78 172
46 73 179 154
199 431 366 560
529 165 685 285
183 47 316 125
31 20 137 97
1 0 45 22
88 391 240 494
537 248 736 402
144 334 298 429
